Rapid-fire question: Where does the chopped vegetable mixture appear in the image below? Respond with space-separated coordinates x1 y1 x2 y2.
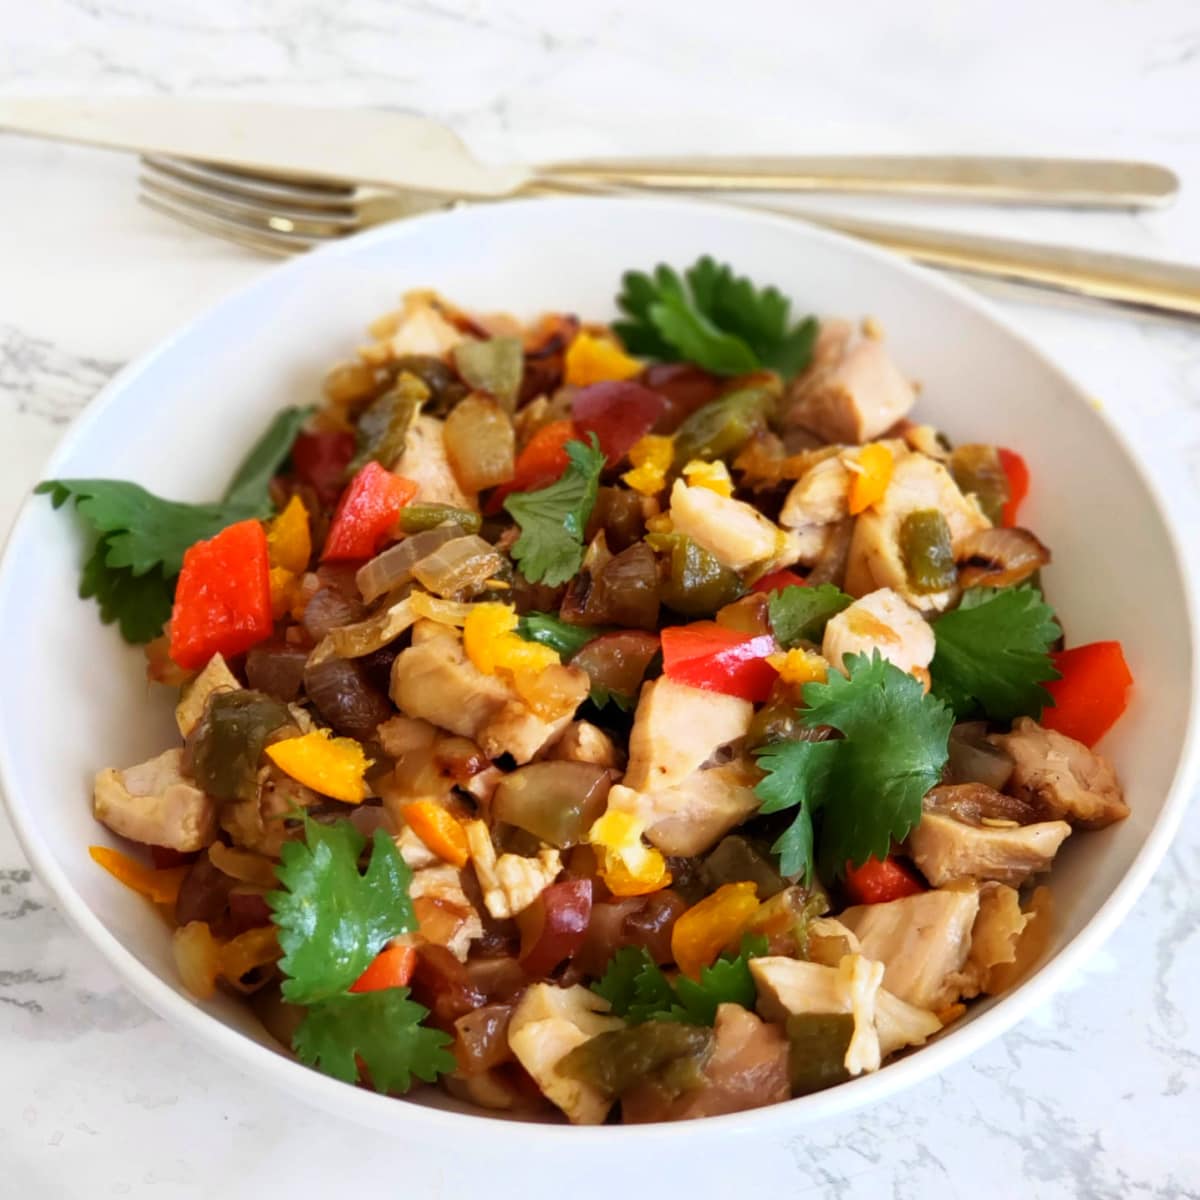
48 261 1134 1125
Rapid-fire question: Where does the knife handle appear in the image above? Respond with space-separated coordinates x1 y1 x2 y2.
537 156 1179 210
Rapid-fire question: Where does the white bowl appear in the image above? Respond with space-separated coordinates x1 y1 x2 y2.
1 197 1196 1146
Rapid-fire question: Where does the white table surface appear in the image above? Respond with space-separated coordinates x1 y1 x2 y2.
2 1 1200 1196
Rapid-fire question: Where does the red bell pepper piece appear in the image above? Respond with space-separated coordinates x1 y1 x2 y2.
291 430 356 508
661 622 778 702
321 461 417 562
751 568 808 594
998 448 1029 527
169 519 273 670
486 418 579 513
843 857 926 905
1041 640 1133 747
572 381 667 467
350 942 418 993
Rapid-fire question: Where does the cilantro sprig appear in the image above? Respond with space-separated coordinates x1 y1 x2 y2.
930 586 1062 723
767 583 853 648
592 935 768 1026
754 652 953 881
37 406 310 644
268 816 455 1094
504 436 605 586
614 257 819 378
516 611 604 660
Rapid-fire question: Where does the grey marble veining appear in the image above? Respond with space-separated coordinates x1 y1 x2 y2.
1 0 1200 1195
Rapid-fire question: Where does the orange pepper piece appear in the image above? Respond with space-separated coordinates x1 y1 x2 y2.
89 845 188 905
564 332 642 387
404 800 470 869
267 494 312 574
847 443 894 515
671 881 760 978
266 729 372 804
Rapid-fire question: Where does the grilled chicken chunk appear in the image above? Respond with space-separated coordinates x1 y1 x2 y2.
906 810 1071 887
394 414 478 510
93 748 217 852
953 882 1030 999
547 720 622 770
779 453 853 529
507 984 623 1125
840 888 980 1010
783 320 916 445
822 587 934 677
669 479 781 570
990 717 1129 829
390 626 587 764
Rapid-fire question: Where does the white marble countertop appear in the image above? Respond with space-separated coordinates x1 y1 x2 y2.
2 2 1200 1196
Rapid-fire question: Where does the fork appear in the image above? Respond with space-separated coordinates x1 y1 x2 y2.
137 156 1200 320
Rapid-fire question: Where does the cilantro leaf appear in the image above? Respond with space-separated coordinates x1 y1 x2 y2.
516 611 604 660
591 945 652 1016
753 738 839 883
753 653 953 880
293 988 456 1093
767 583 853 648
37 406 310 644
673 953 757 1026
931 586 1062 722
614 256 819 378
504 437 605 587
269 818 415 1005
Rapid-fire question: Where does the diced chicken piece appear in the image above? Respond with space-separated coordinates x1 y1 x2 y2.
669 479 781 570
621 1003 790 1123
906 809 1071 887
779 454 852 529
845 453 990 614
93 748 217 852
221 764 317 856
408 863 484 961
507 983 624 1125
390 630 587 764
874 990 943 1058
393 414 477 510
639 760 762 857
380 292 468 360
775 524 835 568
991 717 1129 829
900 423 951 461
174 653 240 737
783 320 916 444
624 677 752 792
840 888 980 1010
952 882 1030 999
464 819 561 919
547 721 622 770
821 587 934 676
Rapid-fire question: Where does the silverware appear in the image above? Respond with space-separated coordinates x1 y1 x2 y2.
136 157 1200 321
0 96 1180 208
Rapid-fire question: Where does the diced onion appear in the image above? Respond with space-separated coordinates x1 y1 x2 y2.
410 592 476 626
356 527 460 604
207 842 279 888
412 535 504 599
173 921 221 999
444 393 516 491
328 597 416 658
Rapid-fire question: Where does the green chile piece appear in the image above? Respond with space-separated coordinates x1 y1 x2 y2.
786 1012 854 1095
948 443 1008 526
350 371 428 472
189 690 294 802
671 385 777 470
558 1023 714 1101
453 337 524 412
899 509 956 594
399 504 482 535
650 532 744 616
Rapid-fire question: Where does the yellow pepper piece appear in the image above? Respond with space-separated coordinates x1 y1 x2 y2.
564 331 642 387
268 494 312 573
768 647 830 686
622 434 674 496
463 602 559 677
269 566 298 621
89 845 188 905
671 881 761 978
847 443 894 516
682 458 734 498
588 809 672 897
266 729 372 804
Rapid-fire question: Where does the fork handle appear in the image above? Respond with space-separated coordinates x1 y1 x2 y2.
781 210 1200 317
537 156 1178 209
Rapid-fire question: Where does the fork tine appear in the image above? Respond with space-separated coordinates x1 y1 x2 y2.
138 190 314 257
142 155 360 212
140 168 361 238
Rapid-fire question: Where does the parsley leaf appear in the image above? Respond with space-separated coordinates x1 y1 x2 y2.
767 583 853 648
930 586 1062 722
516 612 604 660
591 939 767 1026
293 989 455 1093
754 653 953 880
614 256 819 378
37 406 310 644
504 437 605 587
269 817 415 1005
